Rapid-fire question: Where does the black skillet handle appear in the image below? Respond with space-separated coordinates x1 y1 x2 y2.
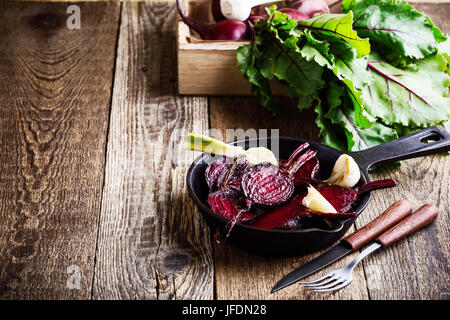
350 126 450 172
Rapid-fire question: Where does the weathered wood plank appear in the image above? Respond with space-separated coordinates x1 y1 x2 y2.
0 1 120 299
92 1 213 300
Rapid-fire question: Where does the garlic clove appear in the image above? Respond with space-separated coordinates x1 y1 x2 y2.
326 154 360 188
302 185 337 213
244 147 278 166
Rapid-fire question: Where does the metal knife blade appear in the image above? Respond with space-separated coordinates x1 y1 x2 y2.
272 200 414 293
271 242 352 293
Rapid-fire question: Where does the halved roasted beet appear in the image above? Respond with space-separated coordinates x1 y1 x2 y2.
207 188 254 222
204 157 230 191
204 156 249 191
241 163 294 207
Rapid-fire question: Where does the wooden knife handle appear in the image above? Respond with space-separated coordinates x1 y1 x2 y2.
377 204 438 247
343 200 412 250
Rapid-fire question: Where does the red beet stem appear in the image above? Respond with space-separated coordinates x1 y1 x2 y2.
249 14 268 22
287 150 318 176
357 179 397 195
284 142 309 169
176 0 208 38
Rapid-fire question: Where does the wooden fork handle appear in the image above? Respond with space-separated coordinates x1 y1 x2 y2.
343 200 412 250
376 204 439 247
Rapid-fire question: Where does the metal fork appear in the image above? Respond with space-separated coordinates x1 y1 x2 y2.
298 203 439 293
299 242 381 292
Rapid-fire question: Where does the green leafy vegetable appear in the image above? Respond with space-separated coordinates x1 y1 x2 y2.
298 12 371 58
237 2 450 152
342 0 446 60
363 53 450 128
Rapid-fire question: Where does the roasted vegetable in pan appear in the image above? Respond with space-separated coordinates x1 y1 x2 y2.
190 135 398 234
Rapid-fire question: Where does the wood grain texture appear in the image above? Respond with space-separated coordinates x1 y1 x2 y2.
0 1 120 299
211 2 450 300
92 1 214 300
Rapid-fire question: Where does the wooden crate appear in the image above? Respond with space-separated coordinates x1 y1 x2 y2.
176 0 341 96
177 0 286 96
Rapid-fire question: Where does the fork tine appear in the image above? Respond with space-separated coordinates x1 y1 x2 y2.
306 277 343 290
302 274 339 288
312 279 352 293
298 272 335 285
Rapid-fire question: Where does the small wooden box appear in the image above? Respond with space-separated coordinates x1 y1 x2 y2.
177 0 285 96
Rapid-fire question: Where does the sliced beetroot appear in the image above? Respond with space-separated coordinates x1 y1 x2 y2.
239 144 316 207
241 163 294 207
281 143 318 177
318 184 358 213
207 189 254 222
279 211 356 230
205 156 249 191
250 178 396 230
293 157 320 186
250 192 355 230
356 179 397 195
251 194 307 229
224 157 250 192
205 157 231 191
318 178 397 213
283 142 310 169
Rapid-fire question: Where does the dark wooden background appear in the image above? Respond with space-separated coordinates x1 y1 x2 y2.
0 0 448 300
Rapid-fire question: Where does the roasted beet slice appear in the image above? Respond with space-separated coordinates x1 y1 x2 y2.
279 211 356 230
318 179 397 213
241 163 294 207
251 194 307 229
205 156 249 191
205 157 230 191
251 179 396 230
318 185 358 213
207 189 254 222
240 144 317 207
280 155 321 186
293 157 320 186
251 192 357 230
283 142 310 169
356 179 397 194
285 150 318 176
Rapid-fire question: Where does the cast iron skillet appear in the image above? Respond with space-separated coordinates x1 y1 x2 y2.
186 126 450 256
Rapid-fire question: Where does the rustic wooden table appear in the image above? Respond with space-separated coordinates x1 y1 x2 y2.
0 0 448 300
